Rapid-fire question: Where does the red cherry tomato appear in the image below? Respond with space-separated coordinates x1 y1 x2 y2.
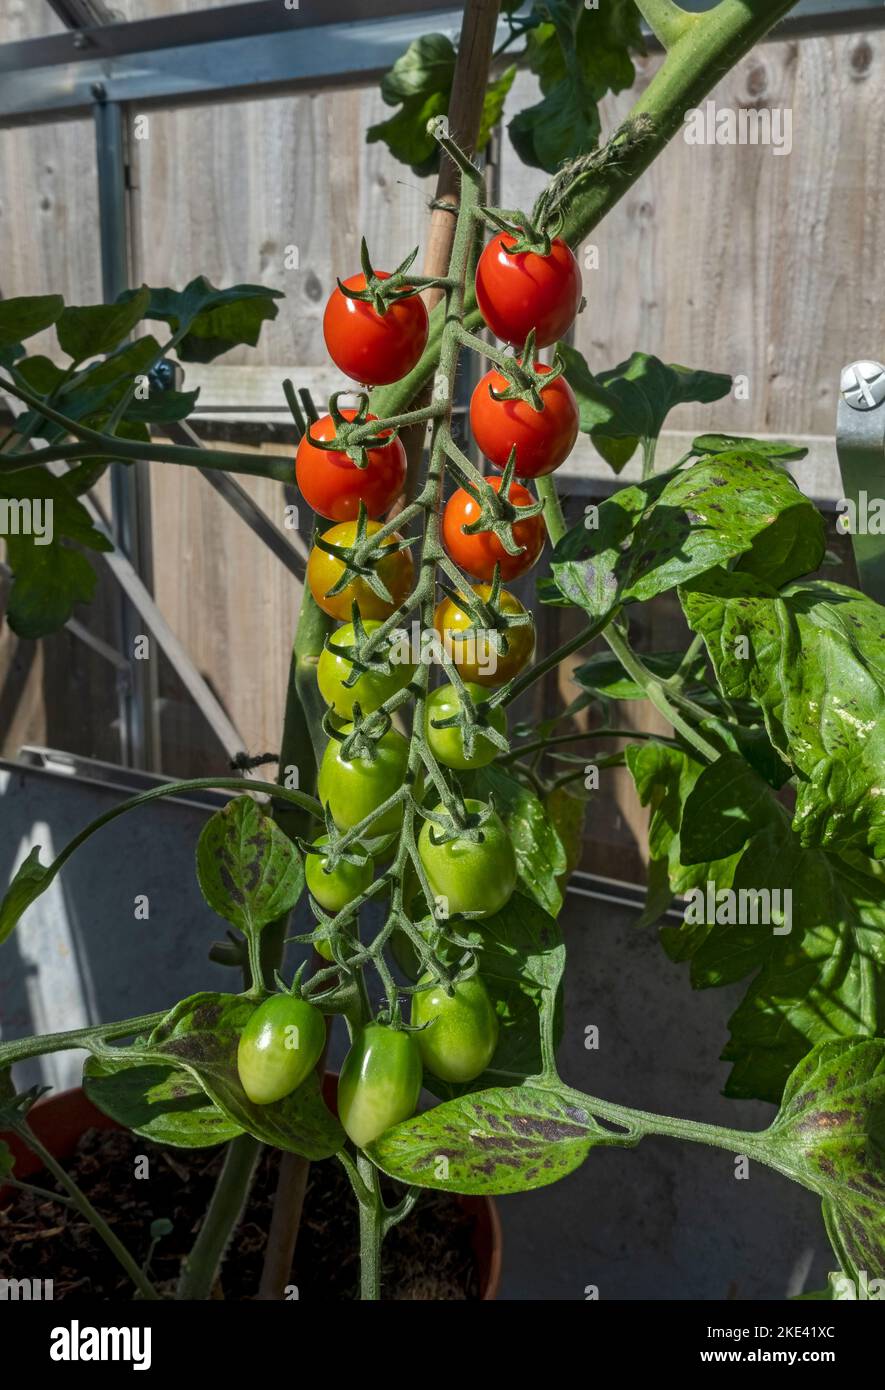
475 232 582 349
323 272 429 386
442 476 545 582
470 363 579 478
295 410 406 522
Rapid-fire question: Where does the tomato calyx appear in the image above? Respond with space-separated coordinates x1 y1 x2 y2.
426 679 509 765
313 505 416 605
479 204 558 257
487 331 567 412
437 568 533 663
447 451 544 559
307 392 398 470
418 795 501 850
322 702 395 764
336 239 431 316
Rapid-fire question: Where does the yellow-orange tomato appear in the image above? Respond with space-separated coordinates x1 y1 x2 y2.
432 584 535 687
307 519 414 622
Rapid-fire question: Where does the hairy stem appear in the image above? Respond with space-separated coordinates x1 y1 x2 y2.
176 1135 262 1300
14 1121 160 1300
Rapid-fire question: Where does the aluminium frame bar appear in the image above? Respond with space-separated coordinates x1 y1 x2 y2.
0 1 882 126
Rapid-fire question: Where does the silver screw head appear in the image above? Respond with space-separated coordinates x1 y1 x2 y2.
840 360 885 411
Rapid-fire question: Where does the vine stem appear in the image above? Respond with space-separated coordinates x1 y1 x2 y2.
0 1011 167 1068
176 1135 262 1299
370 0 800 423
634 0 697 49
555 1083 770 1164
12 1119 161 1300
503 618 602 706
603 625 720 761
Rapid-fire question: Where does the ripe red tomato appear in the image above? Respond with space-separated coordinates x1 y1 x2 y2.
470 363 579 478
442 476 544 582
475 232 582 349
323 272 429 386
295 410 406 522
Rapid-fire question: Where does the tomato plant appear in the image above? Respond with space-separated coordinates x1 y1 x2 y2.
295 408 406 521
304 834 374 915
417 799 517 917
442 476 545 581
323 269 428 386
475 231 582 348
317 618 415 717
424 681 506 770
470 361 579 478
433 584 535 686
411 973 499 1083
337 1023 423 1148
317 723 411 838
2 0 881 1317
307 518 414 621
236 993 326 1106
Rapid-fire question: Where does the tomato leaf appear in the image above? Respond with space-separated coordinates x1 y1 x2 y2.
625 741 741 941
573 648 704 700
83 1054 243 1149
368 1083 638 1195
195 795 304 942
0 847 55 946
691 433 809 462
682 573 885 858
89 993 342 1159
122 277 282 364
0 294 65 349
762 1039 885 1281
703 831 885 1103
421 893 565 1102
548 450 825 622
545 784 587 894
559 347 732 473
367 33 516 176
678 752 782 865
0 466 113 639
463 764 567 915
56 287 151 365
508 0 643 173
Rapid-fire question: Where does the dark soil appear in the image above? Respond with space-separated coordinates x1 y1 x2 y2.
0 1127 482 1300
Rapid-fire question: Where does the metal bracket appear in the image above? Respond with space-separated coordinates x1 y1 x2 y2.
835 361 885 604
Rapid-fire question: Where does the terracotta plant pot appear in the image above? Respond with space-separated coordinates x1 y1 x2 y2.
1 1083 502 1300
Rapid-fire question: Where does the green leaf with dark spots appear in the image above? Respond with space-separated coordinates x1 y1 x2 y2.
90 992 342 1160
368 1084 636 1195
83 1054 243 1149
692 433 808 462
550 450 824 622
196 796 304 941
681 574 885 858
679 752 781 864
763 1039 885 1280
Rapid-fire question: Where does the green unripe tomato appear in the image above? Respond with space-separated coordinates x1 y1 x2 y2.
424 682 507 770
317 619 415 718
411 973 499 1083
305 835 374 913
417 798 517 917
337 1023 423 1149
317 725 411 838
236 994 326 1106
